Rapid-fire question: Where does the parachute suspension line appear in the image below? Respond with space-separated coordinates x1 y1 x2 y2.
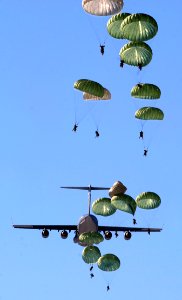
141 120 147 135
73 91 99 129
84 14 108 53
140 120 148 153
135 62 145 136
84 101 97 123
140 120 146 138
91 109 101 128
73 92 79 126
74 100 98 126
139 210 151 228
143 121 161 151
135 119 147 154
90 102 102 132
142 137 147 155
102 32 109 45
85 14 102 44
107 40 122 67
136 66 143 83
133 61 144 135
98 267 118 292
138 120 145 131
139 206 160 229
131 95 145 140
141 121 163 156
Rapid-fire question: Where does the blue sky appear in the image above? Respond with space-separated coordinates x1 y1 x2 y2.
0 1 182 299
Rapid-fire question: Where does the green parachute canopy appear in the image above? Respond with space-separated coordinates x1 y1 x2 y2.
74 79 105 97
111 194 136 215
97 254 120 271
131 83 161 99
107 13 131 39
79 231 104 246
83 88 111 100
109 180 127 198
121 13 158 42
82 0 123 16
119 42 152 67
92 197 116 216
135 107 164 120
82 245 101 264
136 192 161 209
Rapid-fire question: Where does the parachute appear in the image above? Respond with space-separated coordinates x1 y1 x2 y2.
83 88 111 100
107 13 131 39
135 106 164 155
74 79 105 97
109 181 127 198
131 83 161 99
111 194 136 215
135 107 164 120
82 245 101 264
136 192 161 209
73 79 111 135
82 0 123 16
97 254 120 271
119 42 153 67
79 231 104 245
121 13 158 42
92 197 116 216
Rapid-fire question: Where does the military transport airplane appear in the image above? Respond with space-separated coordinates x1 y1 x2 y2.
13 185 162 242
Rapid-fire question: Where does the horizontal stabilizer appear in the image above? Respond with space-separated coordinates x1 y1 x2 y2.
61 185 109 191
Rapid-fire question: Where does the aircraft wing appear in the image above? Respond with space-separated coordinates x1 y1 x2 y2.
13 225 77 231
13 224 162 233
98 225 162 233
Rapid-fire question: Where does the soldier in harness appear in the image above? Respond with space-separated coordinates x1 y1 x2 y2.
139 131 144 139
95 130 100 138
100 44 105 55
144 149 148 156
72 123 78 132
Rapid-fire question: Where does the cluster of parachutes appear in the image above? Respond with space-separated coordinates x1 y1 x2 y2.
79 180 161 273
106 11 164 144
79 229 120 272
131 83 164 150
73 0 163 276
92 180 161 217
82 245 120 272
72 2 164 144
75 227 120 272
132 84 163 115
82 1 158 70
73 79 164 135
80 232 120 271
107 12 158 69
